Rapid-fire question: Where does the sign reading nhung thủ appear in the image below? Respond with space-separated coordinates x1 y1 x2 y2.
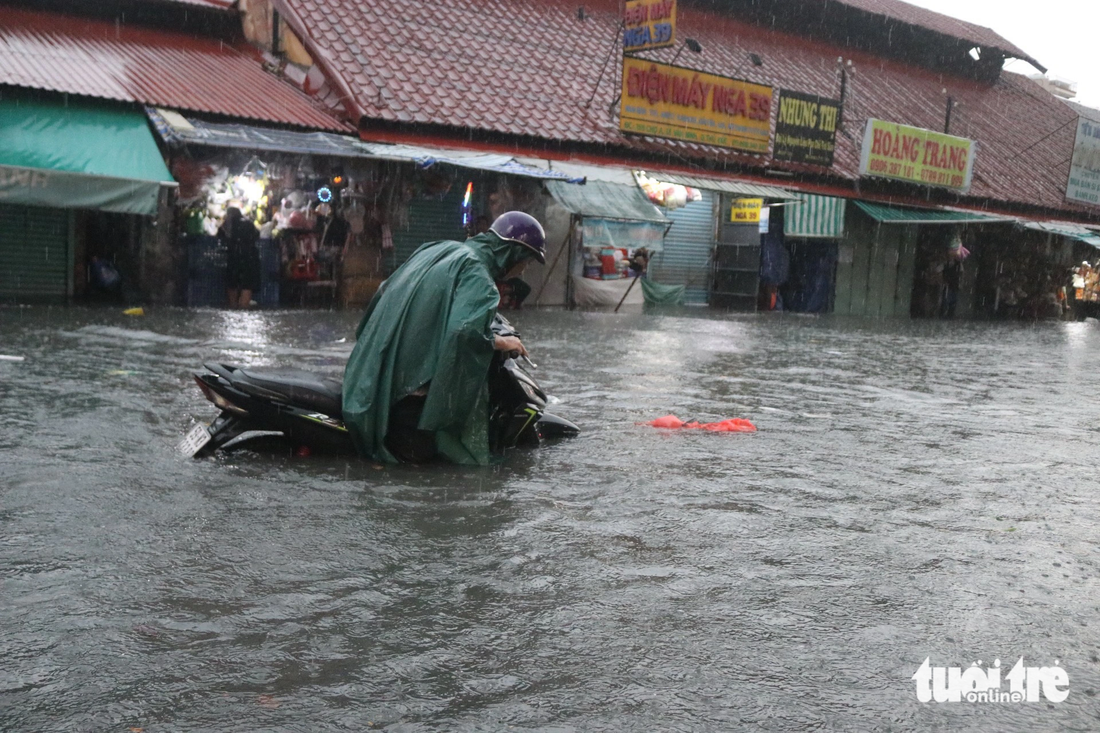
859 119 975 192
1067 117 1100 206
620 57 773 153
623 0 676 51
773 89 840 167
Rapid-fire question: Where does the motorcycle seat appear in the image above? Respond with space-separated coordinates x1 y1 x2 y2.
231 368 343 417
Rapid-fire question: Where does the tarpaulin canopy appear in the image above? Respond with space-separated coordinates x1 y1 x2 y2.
785 194 847 239
1 98 173 215
516 159 638 186
149 107 370 157
546 180 668 223
644 171 801 202
1020 220 1100 249
546 179 669 251
148 107 584 182
853 201 1013 225
411 151 585 183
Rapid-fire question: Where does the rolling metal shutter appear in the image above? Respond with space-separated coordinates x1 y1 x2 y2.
649 190 715 304
0 204 70 303
387 188 468 274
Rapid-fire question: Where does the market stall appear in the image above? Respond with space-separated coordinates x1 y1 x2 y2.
543 179 669 308
152 109 587 309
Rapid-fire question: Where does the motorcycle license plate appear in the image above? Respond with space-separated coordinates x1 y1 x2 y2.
178 423 212 457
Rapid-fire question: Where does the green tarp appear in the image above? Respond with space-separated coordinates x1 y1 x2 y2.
0 98 173 215
853 201 1011 225
640 278 685 305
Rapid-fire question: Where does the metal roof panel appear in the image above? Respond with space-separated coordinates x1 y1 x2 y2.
0 5 349 132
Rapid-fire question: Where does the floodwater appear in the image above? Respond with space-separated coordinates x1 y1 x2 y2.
2 305 1100 732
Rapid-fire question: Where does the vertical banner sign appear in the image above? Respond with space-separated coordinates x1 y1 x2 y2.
1067 117 1100 206
730 198 763 223
773 90 841 167
860 119 975 192
620 57 773 153
623 0 676 52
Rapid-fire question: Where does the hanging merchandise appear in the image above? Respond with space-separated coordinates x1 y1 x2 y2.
636 172 701 210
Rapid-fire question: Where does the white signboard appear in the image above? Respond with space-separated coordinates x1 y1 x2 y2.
1067 117 1100 207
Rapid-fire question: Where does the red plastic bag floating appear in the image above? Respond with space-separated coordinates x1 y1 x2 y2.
644 414 756 432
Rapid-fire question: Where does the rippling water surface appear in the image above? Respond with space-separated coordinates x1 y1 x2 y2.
2 305 1100 731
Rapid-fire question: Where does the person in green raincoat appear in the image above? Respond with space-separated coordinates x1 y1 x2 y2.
342 211 547 465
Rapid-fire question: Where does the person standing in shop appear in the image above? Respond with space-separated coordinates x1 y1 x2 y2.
219 206 261 309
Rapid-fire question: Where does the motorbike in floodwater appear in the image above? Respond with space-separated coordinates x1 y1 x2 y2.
178 314 580 460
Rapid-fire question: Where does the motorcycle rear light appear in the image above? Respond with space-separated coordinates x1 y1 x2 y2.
194 376 247 415
194 376 216 403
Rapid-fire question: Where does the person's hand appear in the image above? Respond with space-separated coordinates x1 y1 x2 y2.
494 335 527 357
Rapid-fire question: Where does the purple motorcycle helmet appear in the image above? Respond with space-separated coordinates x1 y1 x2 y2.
490 211 547 264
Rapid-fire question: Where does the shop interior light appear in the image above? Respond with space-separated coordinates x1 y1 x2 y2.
242 155 267 178
333 175 344 185
317 186 333 203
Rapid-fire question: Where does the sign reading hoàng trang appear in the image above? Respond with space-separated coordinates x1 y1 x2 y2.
620 57 772 153
859 119 975 192
623 0 676 52
1067 117 1100 206
774 90 840 167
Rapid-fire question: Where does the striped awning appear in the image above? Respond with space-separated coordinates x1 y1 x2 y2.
784 194 846 239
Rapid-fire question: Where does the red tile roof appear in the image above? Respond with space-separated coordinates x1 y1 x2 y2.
151 0 236 9
820 0 1038 67
279 0 1085 216
0 5 349 131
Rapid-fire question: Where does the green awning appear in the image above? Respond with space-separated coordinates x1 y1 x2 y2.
1021 220 1100 249
853 201 1011 225
0 98 173 216
785 194 847 238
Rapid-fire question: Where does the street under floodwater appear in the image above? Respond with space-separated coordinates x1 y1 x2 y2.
2 305 1100 731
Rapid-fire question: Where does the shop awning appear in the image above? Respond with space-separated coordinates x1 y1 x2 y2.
1020 220 1100 248
853 201 1013 225
785 194 847 239
150 107 369 157
515 159 639 186
546 179 669 251
149 108 584 182
409 150 585 183
545 180 668 223
0 98 173 215
644 171 802 202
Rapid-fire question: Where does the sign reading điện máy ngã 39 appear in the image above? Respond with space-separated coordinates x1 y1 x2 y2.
1067 117 1100 206
620 57 772 153
859 119 975 192
623 0 676 51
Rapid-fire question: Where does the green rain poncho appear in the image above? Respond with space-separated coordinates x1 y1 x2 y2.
342 231 532 465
